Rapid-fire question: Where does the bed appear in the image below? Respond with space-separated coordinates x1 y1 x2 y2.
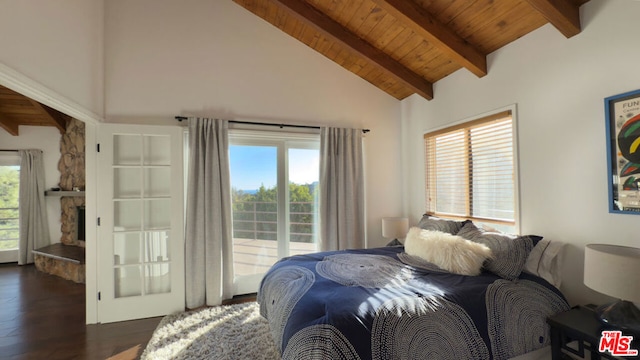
257 217 568 360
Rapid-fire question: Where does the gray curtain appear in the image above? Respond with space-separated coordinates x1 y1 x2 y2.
18 149 50 265
319 127 365 251
185 118 234 308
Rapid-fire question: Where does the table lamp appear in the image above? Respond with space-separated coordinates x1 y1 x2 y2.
584 244 640 334
382 217 409 246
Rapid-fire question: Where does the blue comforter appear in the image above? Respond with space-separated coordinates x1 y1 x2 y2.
258 246 569 360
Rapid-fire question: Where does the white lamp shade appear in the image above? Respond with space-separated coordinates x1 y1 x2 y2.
382 217 409 239
584 244 640 303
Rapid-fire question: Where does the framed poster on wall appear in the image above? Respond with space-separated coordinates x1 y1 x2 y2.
606 88 640 214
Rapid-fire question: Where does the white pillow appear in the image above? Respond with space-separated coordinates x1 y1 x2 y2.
523 238 565 288
404 227 493 276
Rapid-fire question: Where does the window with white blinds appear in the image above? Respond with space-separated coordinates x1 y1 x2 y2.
424 110 516 231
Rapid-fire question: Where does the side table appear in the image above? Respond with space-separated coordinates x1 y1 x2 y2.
547 305 639 360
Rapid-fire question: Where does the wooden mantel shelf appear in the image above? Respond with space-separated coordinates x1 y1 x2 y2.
45 190 85 197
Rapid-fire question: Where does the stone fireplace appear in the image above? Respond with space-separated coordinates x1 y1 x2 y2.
33 118 86 283
59 118 86 246
60 197 85 247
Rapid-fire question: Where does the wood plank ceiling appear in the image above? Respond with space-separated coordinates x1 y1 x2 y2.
233 0 590 100
0 84 70 136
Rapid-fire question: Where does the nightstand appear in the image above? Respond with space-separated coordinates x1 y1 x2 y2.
547 305 638 360
385 239 402 246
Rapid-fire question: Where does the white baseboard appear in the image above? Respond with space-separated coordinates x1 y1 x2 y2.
0 249 18 263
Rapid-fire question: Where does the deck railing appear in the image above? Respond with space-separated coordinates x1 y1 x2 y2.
0 207 19 250
232 201 316 243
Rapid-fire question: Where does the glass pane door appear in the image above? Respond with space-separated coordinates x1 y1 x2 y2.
0 162 20 263
229 140 319 295
230 145 278 293
97 123 184 324
113 134 172 298
288 148 319 257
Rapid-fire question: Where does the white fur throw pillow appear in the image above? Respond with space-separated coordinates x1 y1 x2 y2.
404 227 492 276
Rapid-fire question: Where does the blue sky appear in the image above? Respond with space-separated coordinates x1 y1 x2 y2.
229 146 319 190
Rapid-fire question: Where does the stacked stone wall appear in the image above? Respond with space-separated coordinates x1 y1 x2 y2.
58 118 85 247
35 118 87 283
34 256 85 283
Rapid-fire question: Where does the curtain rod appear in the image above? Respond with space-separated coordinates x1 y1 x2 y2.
174 116 370 133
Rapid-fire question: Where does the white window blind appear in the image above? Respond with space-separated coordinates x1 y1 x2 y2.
424 110 515 229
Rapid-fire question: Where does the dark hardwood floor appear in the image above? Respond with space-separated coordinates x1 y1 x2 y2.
0 263 161 360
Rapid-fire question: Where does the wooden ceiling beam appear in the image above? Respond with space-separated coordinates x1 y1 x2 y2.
371 0 487 78
523 0 581 38
270 0 434 100
27 99 67 134
0 117 20 136
42 104 70 134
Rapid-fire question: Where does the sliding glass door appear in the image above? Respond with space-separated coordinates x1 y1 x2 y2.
0 154 20 263
229 131 319 295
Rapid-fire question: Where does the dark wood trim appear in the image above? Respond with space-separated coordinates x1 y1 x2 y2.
0 116 19 136
524 0 581 38
371 0 487 77
271 0 434 100
41 103 70 134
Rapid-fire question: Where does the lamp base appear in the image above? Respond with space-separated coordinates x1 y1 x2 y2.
596 300 640 335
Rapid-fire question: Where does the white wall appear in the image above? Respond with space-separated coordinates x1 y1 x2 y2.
105 0 403 247
0 126 62 245
401 0 640 306
0 0 104 117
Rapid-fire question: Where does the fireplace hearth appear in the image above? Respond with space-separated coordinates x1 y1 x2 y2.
34 118 86 283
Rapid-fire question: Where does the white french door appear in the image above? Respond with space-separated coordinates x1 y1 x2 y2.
97 124 184 323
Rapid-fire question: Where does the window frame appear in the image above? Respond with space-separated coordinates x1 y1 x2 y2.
228 128 321 295
228 130 320 256
423 105 520 233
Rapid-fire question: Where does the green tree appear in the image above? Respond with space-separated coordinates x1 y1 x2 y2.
289 182 312 202
289 182 317 243
231 182 318 243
